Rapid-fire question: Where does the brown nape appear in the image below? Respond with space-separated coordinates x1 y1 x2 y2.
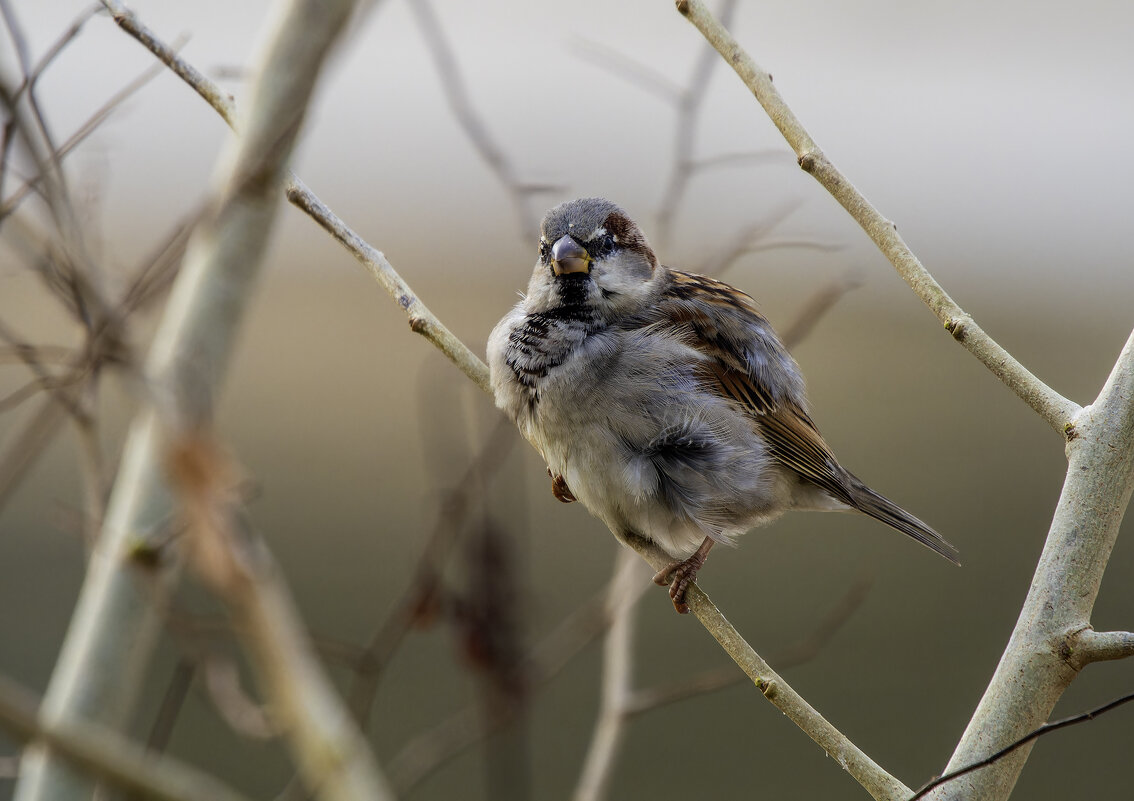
604 211 658 269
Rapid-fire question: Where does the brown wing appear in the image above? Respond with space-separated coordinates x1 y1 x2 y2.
653 271 960 564
656 270 855 506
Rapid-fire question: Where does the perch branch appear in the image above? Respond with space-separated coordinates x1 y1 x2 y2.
95 8 918 800
622 534 909 801
98 0 490 393
675 0 1080 434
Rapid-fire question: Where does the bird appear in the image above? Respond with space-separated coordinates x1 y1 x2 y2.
487 197 959 613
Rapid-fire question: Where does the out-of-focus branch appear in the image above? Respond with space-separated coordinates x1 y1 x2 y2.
779 271 863 349
621 532 911 801
15 1 361 799
676 0 1080 435
387 580 610 794
167 433 395 801
0 673 255 801
656 0 737 246
409 0 558 242
96 0 491 393
623 578 871 715
1 50 171 221
572 550 650 801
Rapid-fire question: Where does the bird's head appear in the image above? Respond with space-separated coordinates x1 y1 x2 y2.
522 198 662 320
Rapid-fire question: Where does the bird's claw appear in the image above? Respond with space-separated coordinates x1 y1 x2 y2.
547 468 576 503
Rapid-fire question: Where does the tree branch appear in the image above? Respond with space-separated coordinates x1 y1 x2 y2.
909 691 1134 801
572 550 650 801
1069 628 1134 665
0 674 255 801
97 0 491 394
621 534 910 801
167 432 396 801
15 1 361 799
675 0 1081 435
91 6 920 799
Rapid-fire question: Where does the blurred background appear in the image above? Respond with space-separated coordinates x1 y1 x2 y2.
1 0 1132 798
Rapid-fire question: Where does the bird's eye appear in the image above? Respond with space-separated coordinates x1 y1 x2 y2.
538 240 551 264
588 233 615 259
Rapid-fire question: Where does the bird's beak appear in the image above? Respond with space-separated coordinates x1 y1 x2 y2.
551 235 591 275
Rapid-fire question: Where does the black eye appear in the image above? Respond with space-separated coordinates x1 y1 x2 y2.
587 233 615 259
538 240 551 264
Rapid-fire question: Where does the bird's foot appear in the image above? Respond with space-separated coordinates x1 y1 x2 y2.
652 537 714 614
547 468 576 503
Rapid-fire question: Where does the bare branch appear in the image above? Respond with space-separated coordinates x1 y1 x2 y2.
909 691 1134 801
1 52 172 222
167 430 395 801
621 531 911 801
655 0 738 246
1069 628 1134 665
17 1 366 798
286 179 490 393
675 0 1081 434
573 38 684 104
573 551 650 801
96 0 491 392
0 673 256 801
144 659 196 753
780 271 864 349
624 577 871 715
99 0 236 126
387 579 611 794
409 0 548 241
696 197 803 276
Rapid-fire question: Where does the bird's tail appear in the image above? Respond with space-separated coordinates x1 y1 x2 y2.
844 476 960 565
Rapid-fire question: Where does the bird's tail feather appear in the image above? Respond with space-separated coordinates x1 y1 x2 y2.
845 478 960 565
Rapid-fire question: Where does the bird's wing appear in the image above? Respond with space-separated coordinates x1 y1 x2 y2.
654 270 855 505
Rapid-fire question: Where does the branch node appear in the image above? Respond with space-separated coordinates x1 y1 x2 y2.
1063 421 1078 441
758 678 777 699
675 0 691 16
798 151 817 172
945 317 969 342
409 315 428 334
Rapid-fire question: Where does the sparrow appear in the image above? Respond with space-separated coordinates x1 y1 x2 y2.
487 197 958 613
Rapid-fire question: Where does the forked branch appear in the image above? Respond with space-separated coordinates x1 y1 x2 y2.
675 0 1081 434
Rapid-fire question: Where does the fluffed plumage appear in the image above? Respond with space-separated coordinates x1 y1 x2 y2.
487 197 958 612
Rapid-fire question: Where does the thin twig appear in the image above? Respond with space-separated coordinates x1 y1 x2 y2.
908 691 1134 801
780 271 864 349
408 0 552 241
1 52 173 222
676 0 1081 434
655 0 738 246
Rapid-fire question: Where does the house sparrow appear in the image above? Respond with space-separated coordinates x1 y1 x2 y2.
487 198 958 613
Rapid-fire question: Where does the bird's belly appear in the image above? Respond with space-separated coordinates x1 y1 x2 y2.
529 350 790 558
